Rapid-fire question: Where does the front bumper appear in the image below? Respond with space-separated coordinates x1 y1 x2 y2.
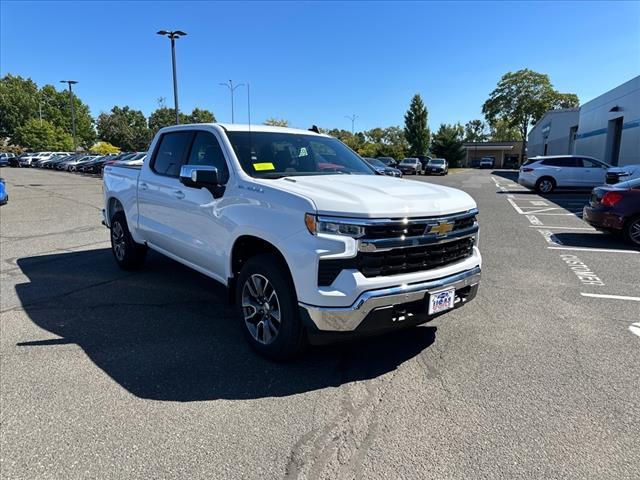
299 265 480 335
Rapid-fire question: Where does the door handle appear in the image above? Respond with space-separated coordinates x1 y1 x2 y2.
173 190 185 199
139 182 148 190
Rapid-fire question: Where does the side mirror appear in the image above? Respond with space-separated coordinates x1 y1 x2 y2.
179 165 220 188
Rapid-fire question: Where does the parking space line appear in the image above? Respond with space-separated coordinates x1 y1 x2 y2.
528 225 595 230
549 246 639 254
580 293 640 302
630 323 640 338
507 197 525 214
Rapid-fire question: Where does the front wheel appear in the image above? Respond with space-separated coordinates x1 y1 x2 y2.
110 211 147 270
236 254 306 359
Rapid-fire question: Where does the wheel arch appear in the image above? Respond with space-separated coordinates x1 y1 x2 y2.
228 235 293 304
106 196 125 224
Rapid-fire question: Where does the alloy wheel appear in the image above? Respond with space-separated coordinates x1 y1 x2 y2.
241 274 281 345
629 219 640 245
111 222 126 261
539 179 553 193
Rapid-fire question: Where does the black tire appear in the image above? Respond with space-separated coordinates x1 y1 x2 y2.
624 215 640 247
110 211 147 270
535 176 556 194
235 253 306 359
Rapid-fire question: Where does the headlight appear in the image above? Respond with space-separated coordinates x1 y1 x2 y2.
304 214 365 238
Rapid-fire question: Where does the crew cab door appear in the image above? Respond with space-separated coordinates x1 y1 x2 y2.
137 129 231 280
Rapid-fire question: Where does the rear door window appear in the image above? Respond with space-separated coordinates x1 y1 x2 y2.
542 158 578 167
151 131 194 177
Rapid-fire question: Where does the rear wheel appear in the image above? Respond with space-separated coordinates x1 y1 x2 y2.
110 211 147 270
535 177 556 194
236 254 306 359
624 215 640 247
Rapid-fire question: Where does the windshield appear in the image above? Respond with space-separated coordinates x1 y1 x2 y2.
367 158 386 168
226 131 374 178
430 159 445 165
400 159 416 164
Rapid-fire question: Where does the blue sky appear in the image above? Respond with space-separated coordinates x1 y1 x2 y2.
1 1 639 131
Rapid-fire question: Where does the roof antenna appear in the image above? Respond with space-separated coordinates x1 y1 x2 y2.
309 125 320 134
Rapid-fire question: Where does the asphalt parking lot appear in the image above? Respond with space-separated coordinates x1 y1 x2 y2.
1 167 638 479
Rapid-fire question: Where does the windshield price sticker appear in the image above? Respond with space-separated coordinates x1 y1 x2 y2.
253 162 275 171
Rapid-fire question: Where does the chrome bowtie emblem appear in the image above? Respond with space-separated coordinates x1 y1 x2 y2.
427 221 454 236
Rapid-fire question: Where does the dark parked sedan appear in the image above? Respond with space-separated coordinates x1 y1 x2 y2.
363 157 402 177
583 177 640 246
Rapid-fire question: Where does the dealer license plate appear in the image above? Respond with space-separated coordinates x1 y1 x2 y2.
428 288 456 315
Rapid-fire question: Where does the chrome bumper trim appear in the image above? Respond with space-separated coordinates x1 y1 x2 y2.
299 266 481 332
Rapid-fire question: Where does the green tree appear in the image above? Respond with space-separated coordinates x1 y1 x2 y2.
38 83 96 148
362 126 408 159
14 119 74 151
91 141 121 155
0 74 39 140
482 69 579 159
148 107 190 133
464 119 489 142
96 106 151 151
263 117 290 127
430 123 466 167
404 94 430 157
489 119 520 141
188 107 216 124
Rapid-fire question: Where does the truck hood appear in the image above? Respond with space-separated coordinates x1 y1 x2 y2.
259 175 477 217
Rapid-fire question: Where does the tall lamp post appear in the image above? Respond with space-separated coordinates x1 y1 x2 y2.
60 80 78 150
157 30 187 124
345 114 358 134
219 80 244 124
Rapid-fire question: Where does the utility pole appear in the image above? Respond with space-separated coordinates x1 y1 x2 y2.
345 114 358 134
60 80 78 150
219 80 245 123
157 30 187 124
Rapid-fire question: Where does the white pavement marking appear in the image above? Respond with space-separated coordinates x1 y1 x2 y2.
530 201 549 206
528 225 595 231
526 215 543 225
507 194 515 198
580 293 640 302
539 229 563 245
507 197 525 214
629 323 640 338
549 246 640 254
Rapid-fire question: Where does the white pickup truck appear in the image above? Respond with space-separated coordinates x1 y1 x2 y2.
103 124 481 358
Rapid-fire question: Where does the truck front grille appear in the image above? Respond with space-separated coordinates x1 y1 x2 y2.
318 237 474 286
365 215 475 239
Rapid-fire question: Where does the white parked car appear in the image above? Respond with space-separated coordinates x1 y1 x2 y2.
103 124 482 358
518 155 611 193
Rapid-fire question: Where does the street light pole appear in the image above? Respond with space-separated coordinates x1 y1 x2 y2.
60 80 78 150
219 80 245 123
157 30 187 124
345 114 358 134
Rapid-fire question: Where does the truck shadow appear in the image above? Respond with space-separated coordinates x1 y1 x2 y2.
14 249 436 402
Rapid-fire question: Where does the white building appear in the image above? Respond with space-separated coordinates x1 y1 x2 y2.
528 109 579 157
528 75 640 166
574 75 640 167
